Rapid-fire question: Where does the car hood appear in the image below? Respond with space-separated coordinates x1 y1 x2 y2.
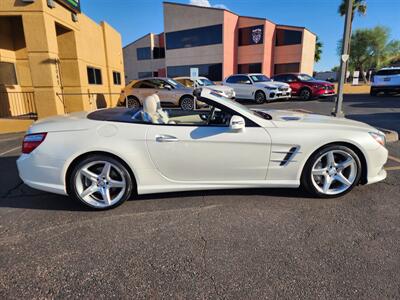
255 109 376 131
208 85 234 92
308 80 333 86
28 111 94 133
255 81 289 89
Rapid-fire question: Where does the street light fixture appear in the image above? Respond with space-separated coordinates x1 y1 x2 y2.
332 0 353 118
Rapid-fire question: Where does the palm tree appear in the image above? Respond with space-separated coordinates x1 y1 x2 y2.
314 36 323 62
338 0 367 81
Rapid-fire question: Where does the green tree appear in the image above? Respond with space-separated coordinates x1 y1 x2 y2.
338 0 367 21
314 36 323 62
338 26 400 82
331 66 340 72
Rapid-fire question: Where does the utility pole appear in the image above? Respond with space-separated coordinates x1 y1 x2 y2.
332 0 353 118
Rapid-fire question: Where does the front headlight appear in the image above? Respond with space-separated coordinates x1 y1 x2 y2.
369 131 386 146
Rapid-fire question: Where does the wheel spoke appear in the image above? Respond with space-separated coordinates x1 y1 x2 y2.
337 157 353 171
326 151 336 166
80 184 98 199
109 179 125 188
100 162 112 179
312 168 327 176
322 175 332 193
80 168 98 182
100 187 112 205
334 173 352 186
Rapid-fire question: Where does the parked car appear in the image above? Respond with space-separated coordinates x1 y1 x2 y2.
370 67 400 96
117 77 196 110
222 73 291 104
272 73 335 100
17 88 388 210
174 76 236 99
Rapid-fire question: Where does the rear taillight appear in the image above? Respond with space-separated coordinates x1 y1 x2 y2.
22 133 47 154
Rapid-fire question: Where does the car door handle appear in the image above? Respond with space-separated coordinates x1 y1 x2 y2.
155 134 179 143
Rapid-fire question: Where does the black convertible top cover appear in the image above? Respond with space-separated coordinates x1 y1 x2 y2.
87 108 140 123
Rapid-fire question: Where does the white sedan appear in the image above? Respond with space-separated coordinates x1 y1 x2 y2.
17 88 388 210
223 73 291 103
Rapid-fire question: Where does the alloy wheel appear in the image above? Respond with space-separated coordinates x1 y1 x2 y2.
75 160 127 208
311 150 357 195
181 97 194 110
300 89 311 100
127 97 140 108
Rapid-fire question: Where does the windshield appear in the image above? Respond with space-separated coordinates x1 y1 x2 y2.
214 95 272 120
297 74 315 81
249 75 271 83
196 78 215 86
166 78 186 88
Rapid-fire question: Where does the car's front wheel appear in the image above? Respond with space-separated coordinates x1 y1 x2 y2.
255 90 266 104
180 96 195 110
299 88 312 100
69 155 133 210
301 145 362 198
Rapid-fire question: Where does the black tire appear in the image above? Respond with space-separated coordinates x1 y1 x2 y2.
299 88 312 100
370 89 378 96
180 95 195 110
254 90 266 104
69 155 133 210
301 145 362 198
126 96 141 109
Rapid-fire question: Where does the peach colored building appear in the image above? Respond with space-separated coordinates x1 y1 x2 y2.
124 1 316 82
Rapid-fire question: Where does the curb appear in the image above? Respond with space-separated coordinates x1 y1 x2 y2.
377 128 399 143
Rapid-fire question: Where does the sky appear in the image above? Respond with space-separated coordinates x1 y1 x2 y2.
82 0 400 72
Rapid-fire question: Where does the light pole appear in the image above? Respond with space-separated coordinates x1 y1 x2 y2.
332 0 353 118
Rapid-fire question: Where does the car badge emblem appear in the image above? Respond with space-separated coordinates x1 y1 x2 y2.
252 28 262 44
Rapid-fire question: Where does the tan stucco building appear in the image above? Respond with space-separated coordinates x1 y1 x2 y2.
124 2 316 82
0 0 124 122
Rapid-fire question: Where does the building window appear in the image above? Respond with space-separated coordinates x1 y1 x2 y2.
238 63 262 74
239 25 264 46
0 62 18 85
274 63 300 74
113 71 121 85
165 24 223 50
167 63 223 81
153 47 165 59
87 67 102 85
137 47 152 60
138 71 153 79
275 29 303 46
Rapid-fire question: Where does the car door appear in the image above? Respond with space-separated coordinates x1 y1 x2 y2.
145 108 271 182
225 75 253 99
152 79 177 105
286 75 302 95
132 80 157 102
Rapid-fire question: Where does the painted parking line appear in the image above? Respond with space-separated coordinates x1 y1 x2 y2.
0 137 23 143
385 166 400 171
0 146 21 157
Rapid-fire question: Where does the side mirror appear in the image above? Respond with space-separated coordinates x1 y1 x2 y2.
230 115 245 131
164 84 172 90
245 80 252 85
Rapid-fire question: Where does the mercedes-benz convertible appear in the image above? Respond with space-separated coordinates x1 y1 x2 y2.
17 88 388 210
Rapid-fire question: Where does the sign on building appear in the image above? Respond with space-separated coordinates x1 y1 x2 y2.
352 71 360 85
56 0 81 13
190 68 199 80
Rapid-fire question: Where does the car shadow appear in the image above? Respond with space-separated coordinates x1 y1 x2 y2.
0 156 313 211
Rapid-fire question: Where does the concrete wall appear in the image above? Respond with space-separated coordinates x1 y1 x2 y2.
164 2 224 73
0 0 125 119
123 34 165 82
300 29 316 75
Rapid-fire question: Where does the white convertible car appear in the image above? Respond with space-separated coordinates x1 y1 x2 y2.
17 88 388 210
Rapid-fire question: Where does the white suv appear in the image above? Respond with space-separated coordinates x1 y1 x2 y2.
371 67 400 96
223 73 291 103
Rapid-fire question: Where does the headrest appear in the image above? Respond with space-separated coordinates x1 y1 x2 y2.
143 95 158 115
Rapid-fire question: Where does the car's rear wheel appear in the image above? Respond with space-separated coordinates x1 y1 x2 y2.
301 145 361 198
70 155 133 210
370 89 378 96
180 96 195 110
127 96 141 109
255 90 266 104
299 88 312 100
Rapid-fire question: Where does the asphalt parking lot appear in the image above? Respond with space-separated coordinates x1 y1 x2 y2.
1 94 400 298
